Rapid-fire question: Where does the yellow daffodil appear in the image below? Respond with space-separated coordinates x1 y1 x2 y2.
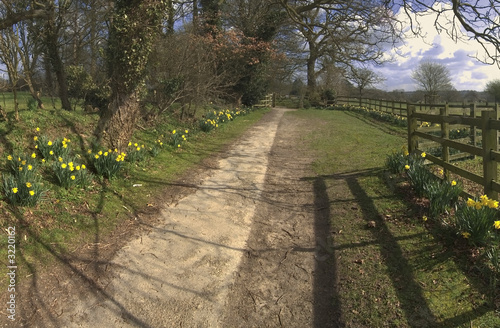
61 163 67 168
18 167 23 171
87 149 92 154
421 152 426 158
185 130 188 134
21 160 26 165
49 151 54 155
31 153 36 159
451 180 457 186
172 130 176 134
104 152 109 156
488 200 499 209
494 221 500 230
462 232 471 239
29 190 35 196
404 165 410 170
76 166 80 170
12 187 18 194
42 159 46 163
33 136 38 141
26 182 32 188
81 164 86 169
7 155 12 161
136 147 141 151
48 141 52 146
27 165 33 171
98 151 103 155
128 142 132 146
36 127 40 132
422 216 428 222
95 154 99 159
70 175 76 180
466 198 475 207
134 143 138 147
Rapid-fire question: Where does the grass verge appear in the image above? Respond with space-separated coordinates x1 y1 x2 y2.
292 109 500 327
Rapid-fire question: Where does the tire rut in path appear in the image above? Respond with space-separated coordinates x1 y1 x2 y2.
54 108 292 327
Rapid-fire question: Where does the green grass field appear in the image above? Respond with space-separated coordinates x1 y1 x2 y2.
292 109 500 327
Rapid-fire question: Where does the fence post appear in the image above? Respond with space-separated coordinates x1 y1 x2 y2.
441 104 450 181
407 105 418 153
482 110 498 199
470 103 477 151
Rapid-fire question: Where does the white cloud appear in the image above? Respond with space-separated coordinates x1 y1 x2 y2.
372 3 500 92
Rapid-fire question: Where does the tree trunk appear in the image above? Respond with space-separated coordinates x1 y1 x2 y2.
306 45 318 96
96 90 140 150
45 4 72 111
94 0 166 149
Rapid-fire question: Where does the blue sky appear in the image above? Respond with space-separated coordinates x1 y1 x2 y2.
370 3 500 92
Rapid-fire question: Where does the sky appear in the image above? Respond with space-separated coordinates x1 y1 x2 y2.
370 3 500 92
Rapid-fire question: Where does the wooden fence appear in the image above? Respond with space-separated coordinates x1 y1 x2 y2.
337 97 500 200
337 96 494 117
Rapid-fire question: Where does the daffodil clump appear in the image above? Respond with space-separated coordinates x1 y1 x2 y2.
169 129 188 148
385 147 409 174
126 142 146 162
5 153 39 180
455 195 500 247
405 151 434 197
424 178 462 218
150 138 164 157
330 104 407 127
3 153 43 206
200 118 218 132
35 134 71 160
91 149 126 178
52 158 93 189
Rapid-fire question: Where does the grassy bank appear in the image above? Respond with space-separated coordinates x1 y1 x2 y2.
0 93 269 286
291 109 500 327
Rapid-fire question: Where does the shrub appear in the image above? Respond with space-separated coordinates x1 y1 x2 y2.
27 97 37 111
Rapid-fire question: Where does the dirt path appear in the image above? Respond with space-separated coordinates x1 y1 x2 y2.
3 107 338 327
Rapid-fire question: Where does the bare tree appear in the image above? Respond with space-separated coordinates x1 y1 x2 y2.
346 67 385 99
278 0 401 101
411 60 453 102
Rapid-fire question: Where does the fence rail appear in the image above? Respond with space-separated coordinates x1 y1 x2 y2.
337 96 500 200
337 96 495 117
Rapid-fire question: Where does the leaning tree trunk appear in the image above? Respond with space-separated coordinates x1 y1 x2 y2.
94 0 166 150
